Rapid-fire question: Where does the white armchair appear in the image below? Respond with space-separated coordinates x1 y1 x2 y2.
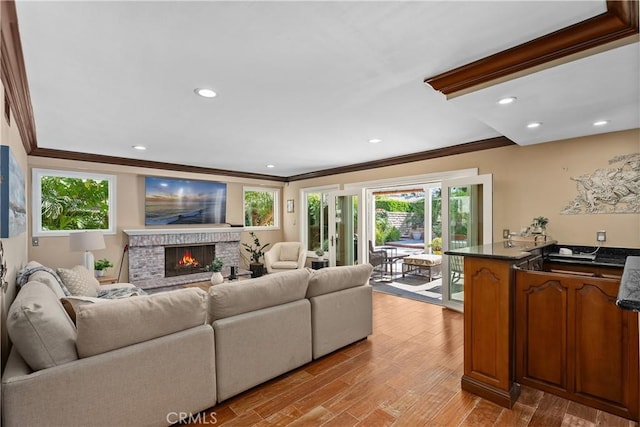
264 242 307 274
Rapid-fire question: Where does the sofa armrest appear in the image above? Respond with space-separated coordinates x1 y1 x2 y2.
2 325 217 427
306 264 373 298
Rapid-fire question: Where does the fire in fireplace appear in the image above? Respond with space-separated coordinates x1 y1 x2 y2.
165 244 215 277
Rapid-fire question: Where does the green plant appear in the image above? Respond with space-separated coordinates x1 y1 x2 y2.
204 257 223 273
375 211 401 245
242 232 270 264
94 258 113 271
534 216 549 227
429 237 443 252
375 198 411 212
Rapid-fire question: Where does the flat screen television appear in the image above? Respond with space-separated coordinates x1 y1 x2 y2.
144 176 227 226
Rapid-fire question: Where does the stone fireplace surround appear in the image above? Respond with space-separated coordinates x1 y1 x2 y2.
124 228 241 290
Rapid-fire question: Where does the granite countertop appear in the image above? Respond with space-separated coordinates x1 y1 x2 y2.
617 256 640 312
445 240 557 260
544 244 638 268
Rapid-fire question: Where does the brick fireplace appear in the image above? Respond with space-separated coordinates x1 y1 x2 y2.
124 228 242 290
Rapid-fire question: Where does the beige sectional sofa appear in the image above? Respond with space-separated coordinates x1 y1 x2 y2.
2 262 373 426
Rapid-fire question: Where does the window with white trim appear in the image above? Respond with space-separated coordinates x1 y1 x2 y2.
243 187 279 229
32 168 116 236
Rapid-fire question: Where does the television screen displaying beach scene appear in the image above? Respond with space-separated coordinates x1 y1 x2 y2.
144 176 227 225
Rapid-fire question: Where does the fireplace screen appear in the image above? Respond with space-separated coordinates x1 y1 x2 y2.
165 244 215 277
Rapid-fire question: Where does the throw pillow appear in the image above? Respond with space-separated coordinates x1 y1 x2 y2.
280 243 300 262
57 265 100 297
7 281 78 371
61 296 107 324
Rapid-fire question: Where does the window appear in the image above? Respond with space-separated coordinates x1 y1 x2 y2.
32 169 116 236
304 191 329 253
300 185 339 254
243 187 279 229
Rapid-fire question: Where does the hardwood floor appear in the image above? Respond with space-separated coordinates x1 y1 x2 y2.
188 292 637 426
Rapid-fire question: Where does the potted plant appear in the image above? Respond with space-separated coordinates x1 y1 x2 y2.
94 258 113 277
204 257 224 285
404 212 424 240
242 231 270 278
428 237 443 255
532 216 549 234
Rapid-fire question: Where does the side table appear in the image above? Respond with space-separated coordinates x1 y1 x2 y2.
97 275 117 285
311 260 329 270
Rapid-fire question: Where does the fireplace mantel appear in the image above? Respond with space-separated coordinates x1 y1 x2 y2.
124 227 243 236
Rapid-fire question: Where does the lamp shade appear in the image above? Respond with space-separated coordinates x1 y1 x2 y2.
69 231 105 252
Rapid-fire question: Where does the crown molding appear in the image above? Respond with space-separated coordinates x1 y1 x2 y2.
28 147 289 182
287 136 514 182
425 0 639 95
1 1 37 153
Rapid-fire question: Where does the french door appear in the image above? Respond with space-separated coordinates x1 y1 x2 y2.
441 174 492 312
328 190 361 267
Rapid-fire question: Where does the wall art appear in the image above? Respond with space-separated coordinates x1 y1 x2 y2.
0 145 27 237
561 152 639 215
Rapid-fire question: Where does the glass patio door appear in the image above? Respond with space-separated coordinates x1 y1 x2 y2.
441 174 492 312
328 190 361 267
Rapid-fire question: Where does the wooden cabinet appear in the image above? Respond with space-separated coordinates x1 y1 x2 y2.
515 269 639 420
461 257 521 408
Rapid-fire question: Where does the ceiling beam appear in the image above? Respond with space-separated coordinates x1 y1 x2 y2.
425 0 639 95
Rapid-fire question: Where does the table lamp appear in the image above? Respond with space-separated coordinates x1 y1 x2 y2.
69 230 105 273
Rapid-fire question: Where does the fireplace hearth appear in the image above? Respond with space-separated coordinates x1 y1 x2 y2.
165 244 215 277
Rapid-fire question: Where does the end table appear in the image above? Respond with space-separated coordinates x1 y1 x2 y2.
311 259 329 270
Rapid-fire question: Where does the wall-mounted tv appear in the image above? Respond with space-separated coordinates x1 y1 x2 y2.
144 176 227 226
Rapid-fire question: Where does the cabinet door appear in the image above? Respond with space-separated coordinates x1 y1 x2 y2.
515 270 569 392
516 270 639 420
573 279 639 418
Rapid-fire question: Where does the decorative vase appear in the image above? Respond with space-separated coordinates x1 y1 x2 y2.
210 272 224 285
96 270 105 277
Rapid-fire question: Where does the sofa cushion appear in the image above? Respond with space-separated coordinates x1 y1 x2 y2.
75 288 208 358
270 261 299 270
57 265 100 297
7 281 78 371
280 243 300 261
208 268 310 322
19 260 70 298
306 264 373 298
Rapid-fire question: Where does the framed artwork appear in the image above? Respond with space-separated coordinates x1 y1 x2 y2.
0 145 27 238
287 199 294 213
144 176 227 225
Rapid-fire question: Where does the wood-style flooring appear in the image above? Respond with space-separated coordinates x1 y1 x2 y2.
188 292 637 426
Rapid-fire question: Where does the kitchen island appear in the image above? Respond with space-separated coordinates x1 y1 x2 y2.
446 241 639 421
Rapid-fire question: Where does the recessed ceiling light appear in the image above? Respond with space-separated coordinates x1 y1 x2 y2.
527 122 542 129
194 88 217 98
368 139 382 144
593 120 609 127
132 145 146 150
266 164 275 169
498 97 517 105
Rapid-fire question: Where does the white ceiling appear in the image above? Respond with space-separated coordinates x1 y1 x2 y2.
14 1 637 178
